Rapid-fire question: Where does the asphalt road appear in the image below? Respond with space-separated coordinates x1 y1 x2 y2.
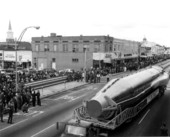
0 64 170 137
0 83 105 137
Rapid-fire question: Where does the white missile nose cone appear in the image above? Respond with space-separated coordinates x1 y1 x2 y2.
86 100 102 118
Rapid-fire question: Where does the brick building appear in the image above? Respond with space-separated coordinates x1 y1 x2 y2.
32 34 113 71
32 33 141 71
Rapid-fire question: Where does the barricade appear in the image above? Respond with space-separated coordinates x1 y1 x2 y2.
24 76 67 90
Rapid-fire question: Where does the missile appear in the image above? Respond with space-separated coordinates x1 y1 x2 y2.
86 66 169 120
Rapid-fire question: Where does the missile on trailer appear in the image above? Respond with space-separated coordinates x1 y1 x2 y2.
86 66 169 120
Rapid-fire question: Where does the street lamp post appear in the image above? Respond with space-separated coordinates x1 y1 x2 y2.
15 26 40 93
84 45 88 83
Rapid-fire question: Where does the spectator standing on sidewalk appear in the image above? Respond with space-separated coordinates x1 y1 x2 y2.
106 75 110 83
32 90 36 107
96 73 101 83
7 99 14 124
0 99 4 122
36 90 41 106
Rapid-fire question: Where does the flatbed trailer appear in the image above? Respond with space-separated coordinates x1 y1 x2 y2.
57 87 164 137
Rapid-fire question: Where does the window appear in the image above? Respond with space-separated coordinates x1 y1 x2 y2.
83 45 90 52
94 44 100 52
104 44 108 52
35 45 39 51
72 44 79 52
109 44 113 51
63 44 68 52
34 58 37 68
44 44 49 51
52 58 56 62
72 58 79 63
53 44 58 51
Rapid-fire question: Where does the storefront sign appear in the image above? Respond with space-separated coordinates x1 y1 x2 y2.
4 51 16 61
0 51 3 60
93 53 119 60
17 51 32 62
4 51 32 62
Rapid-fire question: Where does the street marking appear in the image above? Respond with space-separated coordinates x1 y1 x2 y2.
0 119 28 132
32 111 44 117
138 109 150 125
68 94 88 102
31 124 55 137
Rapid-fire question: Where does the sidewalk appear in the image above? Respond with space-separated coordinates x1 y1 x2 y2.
39 81 87 99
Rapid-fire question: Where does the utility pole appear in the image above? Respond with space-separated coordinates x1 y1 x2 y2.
84 45 88 83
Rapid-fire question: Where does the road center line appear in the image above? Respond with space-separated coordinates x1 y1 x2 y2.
0 119 28 132
31 124 55 137
138 109 150 125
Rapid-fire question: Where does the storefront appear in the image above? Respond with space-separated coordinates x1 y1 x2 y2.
0 50 3 69
93 52 118 68
3 51 32 69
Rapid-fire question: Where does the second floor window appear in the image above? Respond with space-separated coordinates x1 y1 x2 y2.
53 44 58 51
35 44 39 51
44 44 49 51
72 44 79 52
63 44 68 52
94 44 100 52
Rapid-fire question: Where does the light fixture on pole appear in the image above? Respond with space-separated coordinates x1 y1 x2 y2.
15 26 40 93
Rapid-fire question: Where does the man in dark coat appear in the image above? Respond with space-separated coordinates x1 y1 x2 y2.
7 99 14 124
36 90 41 106
32 90 36 107
0 99 4 122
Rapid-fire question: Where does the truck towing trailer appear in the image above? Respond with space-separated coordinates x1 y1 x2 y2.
57 66 169 137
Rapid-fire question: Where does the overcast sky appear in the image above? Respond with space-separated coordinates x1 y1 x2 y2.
0 0 170 46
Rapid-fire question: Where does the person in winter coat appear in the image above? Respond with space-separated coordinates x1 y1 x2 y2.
7 99 14 124
36 90 41 106
32 90 36 107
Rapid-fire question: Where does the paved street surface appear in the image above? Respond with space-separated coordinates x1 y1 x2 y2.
0 66 170 137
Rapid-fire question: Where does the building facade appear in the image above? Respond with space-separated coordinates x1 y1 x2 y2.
32 33 140 71
32 34 114 71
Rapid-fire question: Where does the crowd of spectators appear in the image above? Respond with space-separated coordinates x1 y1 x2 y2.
0 69 59 123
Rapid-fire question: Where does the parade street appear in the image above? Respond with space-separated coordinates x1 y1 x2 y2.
0 66 170 137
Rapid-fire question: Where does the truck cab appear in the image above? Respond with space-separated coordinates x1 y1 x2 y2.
57 119 107 137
